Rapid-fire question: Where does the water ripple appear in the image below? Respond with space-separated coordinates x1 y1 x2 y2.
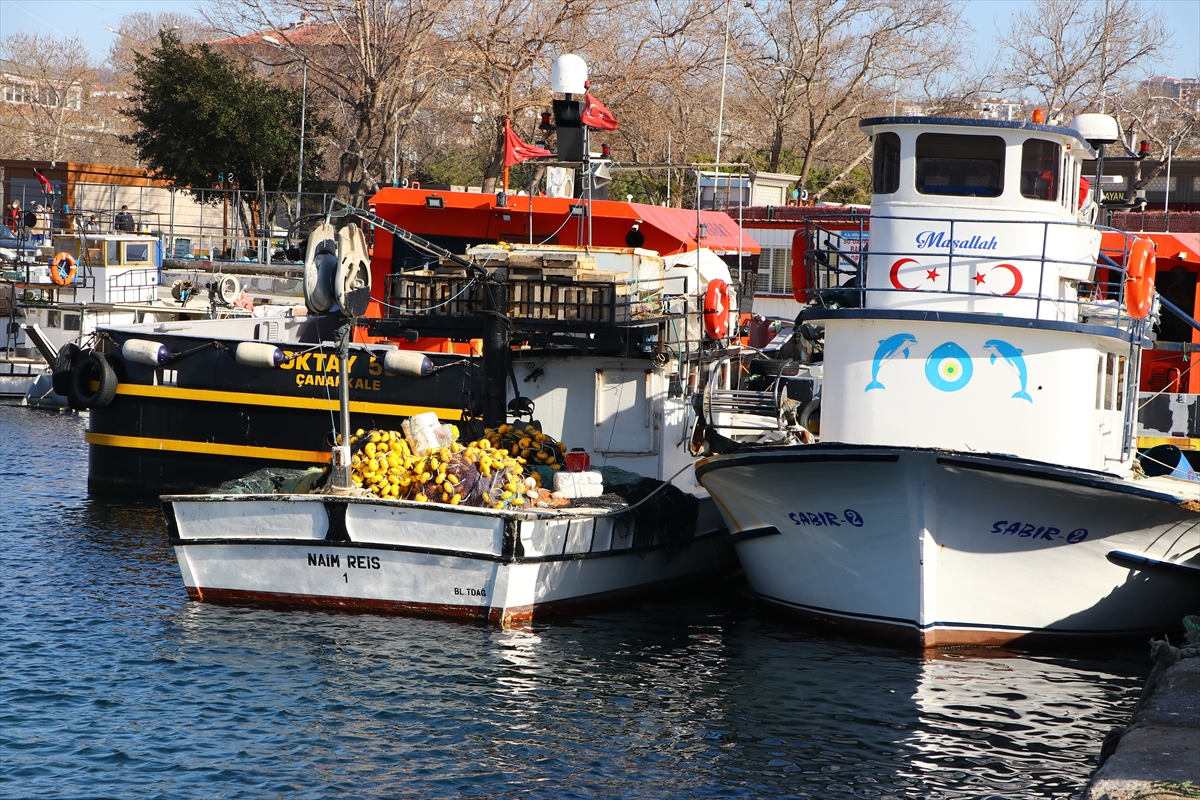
1 406 1148 799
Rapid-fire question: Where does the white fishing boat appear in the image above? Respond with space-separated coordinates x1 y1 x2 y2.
694 113 1199 647
163 489 728 624
163 198 739 623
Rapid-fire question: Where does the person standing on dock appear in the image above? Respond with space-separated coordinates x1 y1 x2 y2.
4 200 19 233
114 205 136 232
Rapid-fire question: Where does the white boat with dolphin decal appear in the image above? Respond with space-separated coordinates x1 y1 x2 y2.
694 112 1199 647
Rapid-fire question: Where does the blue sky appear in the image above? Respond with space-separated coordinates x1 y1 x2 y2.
2 0 1198 78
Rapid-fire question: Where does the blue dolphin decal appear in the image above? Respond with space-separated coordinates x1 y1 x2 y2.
866 333 917 391
925 341 974 391
983 339 1033 402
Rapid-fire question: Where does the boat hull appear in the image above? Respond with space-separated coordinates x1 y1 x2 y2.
696 445 1199 647
87 325 478 494
164 494 732 625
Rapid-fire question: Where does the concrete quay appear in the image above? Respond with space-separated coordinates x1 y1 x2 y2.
1084 635 1200 800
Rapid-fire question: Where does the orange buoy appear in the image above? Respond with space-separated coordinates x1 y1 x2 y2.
703 279 731 339
50 252 77 285
1124 238 1157 319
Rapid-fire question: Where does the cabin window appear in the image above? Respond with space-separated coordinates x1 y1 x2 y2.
1104 352 1115 410
63 313 81 331
1116 356 1126 410
107 240 120 266
758 247 793 294
872 132 901 194
1095 355 1104 408
914 133 1005 197
47 310 61 328
1020 139 1061 201
124 242 150 263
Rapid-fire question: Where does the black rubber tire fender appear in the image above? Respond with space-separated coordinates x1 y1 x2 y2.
748 358 801 377
67 351 118 409
51 342 81 397
798 398 821 433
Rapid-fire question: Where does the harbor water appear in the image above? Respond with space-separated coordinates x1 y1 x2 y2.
1 405 1153 799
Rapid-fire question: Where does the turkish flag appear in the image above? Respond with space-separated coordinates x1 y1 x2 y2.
582 92 619 131
33 169 52 195
504 127 552 167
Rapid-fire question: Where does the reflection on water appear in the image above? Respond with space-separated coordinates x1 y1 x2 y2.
1 406 1149 798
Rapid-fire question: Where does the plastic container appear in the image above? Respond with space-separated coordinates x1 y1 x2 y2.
565 448 590 472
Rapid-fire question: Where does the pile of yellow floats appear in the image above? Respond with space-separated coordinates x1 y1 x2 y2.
348 422 568 509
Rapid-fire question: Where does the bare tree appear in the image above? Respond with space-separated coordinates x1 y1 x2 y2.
584 0 726 205
730 0 964 187
206 0 452 197
997 0 1171 117
444 0 607 192
1116 83 1200 158
107 11 213 77
0 33 100 163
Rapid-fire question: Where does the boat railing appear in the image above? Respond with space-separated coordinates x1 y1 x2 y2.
800 213 1143 335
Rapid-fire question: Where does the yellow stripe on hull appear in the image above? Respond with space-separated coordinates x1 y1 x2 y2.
112 383 463 420
85 432 332 463
1137 436 1199 451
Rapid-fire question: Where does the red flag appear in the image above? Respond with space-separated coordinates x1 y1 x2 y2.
581 92 619 131
504 127 552 167
33 169 51 195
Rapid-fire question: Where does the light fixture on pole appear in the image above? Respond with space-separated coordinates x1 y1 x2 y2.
263 35 307 222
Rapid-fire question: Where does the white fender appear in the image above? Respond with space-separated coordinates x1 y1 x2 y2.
382 349 435 378
235 342 286 369
122 338 173 366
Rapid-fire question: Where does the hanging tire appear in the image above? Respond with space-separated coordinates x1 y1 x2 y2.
67 351 118 410
51 342 81 397
749 358 801 377
798 398 821 434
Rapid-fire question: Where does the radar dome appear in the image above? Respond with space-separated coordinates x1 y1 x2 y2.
1069 114 1120 146
552 54 587 94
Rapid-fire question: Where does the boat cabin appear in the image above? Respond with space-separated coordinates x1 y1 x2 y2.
833 116 1106 322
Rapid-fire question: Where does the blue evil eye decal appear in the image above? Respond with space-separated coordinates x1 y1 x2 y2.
925 342 973 392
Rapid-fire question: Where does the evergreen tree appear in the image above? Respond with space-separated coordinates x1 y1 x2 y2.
124 31 324 196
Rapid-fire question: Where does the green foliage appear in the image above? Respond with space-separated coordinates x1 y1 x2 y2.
124 32 326 197
413 148 489 188
744 147 806 177
806 166 871 205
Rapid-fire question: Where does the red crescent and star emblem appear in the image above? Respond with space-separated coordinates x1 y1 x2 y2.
892 260 916 291
973 263 1023 296
892 259 1023 296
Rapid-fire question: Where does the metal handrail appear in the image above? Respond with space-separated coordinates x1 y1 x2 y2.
801 213 1142 334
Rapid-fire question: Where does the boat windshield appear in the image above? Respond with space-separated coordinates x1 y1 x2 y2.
915 133 1005 197
1020 139 1061 202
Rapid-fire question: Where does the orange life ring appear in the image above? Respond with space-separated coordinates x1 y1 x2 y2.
1124 238 1156 319
703 279 731 339
50 252 77 285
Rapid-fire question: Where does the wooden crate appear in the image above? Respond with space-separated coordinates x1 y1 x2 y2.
386 271 478 316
